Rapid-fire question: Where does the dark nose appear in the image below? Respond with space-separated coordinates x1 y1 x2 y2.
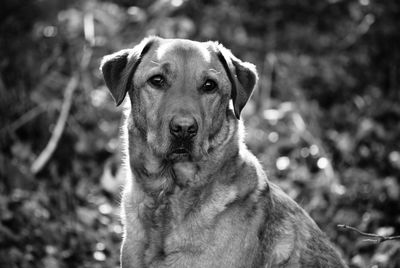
170 116 198 138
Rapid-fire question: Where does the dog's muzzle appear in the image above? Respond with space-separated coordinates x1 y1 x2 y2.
168 115 198 160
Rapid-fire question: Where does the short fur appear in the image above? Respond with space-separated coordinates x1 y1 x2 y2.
100 37 348 268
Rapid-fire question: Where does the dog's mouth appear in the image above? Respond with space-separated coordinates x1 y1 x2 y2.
172 148 190 155
168 147 191 160
168 139 193 161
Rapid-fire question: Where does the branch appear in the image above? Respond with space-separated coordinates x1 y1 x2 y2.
337 224 400 244
6 104 57 133
30 12 94 175
30 74 79 174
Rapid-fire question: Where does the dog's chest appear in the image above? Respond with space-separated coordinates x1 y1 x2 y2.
142 185 235 261
164 191 213 246
140 190 205 264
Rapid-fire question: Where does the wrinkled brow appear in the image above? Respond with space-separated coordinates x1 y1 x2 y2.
148 61 172 73
150 60 161 65
209 68 221 74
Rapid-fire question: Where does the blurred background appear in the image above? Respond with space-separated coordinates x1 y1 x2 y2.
1 0 400 267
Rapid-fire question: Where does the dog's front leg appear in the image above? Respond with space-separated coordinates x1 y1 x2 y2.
147 254 192 268
120 208 147 268
120 187 148 268
121 234 145 268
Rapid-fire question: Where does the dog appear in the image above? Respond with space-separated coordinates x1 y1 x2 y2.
100 36 348 268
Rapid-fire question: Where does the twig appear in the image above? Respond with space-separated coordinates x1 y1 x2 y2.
0 223 19 243
337 224 400 244
30 74 79 174
30 12 94 175
5 103 58 133
256 53 276 114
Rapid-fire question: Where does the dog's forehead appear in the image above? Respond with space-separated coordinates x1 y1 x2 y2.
153 39 212 64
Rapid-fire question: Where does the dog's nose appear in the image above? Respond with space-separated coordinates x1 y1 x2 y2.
170 116 198 138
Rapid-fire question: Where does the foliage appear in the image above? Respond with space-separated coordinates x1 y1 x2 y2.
1 0 400 267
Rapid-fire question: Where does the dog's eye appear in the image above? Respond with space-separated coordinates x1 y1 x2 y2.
201 79 217 93
148 75 165 88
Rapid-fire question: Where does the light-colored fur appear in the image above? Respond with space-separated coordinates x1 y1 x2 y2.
100 37 348 268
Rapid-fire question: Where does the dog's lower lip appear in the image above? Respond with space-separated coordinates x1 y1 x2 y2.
168 148 191 160
171 148 189 155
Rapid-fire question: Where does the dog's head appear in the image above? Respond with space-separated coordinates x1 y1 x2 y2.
100 37 257 162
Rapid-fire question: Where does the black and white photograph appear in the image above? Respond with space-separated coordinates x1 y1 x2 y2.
1 0 399 267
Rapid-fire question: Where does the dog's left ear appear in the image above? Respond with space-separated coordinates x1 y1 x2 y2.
215 44 258 119
100 37 156 106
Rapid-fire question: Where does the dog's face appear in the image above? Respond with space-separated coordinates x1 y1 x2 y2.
100 37 257 162
131 39 234 161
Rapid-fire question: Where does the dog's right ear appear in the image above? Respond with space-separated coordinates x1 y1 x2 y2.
100 37 156 106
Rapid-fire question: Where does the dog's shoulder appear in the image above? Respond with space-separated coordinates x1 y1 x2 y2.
260 183 348 267
234 148 347 267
